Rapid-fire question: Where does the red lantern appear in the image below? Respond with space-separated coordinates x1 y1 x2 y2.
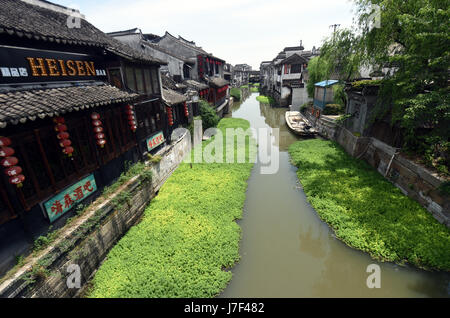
1 156 19 167
92 120 102 127
97 139 106 148
126 104 134 111
94 126 103 133
57 132 69 140
0 137 11 147
59 139 72 147
5 165 22 177
0 147 15 157
63 146 74 156
91 113 100 120
9 174 25 187
53 116 65 124
55 123 67 132
95 133 105 140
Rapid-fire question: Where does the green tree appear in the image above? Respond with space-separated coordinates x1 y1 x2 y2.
306 56 328 98
199 100 219 130
355 0 449 172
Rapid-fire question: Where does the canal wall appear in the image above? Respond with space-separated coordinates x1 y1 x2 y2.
303 110 450 227
0 131 192 298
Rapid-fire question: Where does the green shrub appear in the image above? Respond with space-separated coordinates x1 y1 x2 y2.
88 118 255 297
199 100 220 130
256 95 275 105
323 103 344 115
230 88 241 101
288 139 450 270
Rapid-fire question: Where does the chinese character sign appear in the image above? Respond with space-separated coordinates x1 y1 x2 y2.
147 131 165 152
43 174 97 223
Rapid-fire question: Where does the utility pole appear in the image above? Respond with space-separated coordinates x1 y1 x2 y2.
330 24 340 34
330 24 340 43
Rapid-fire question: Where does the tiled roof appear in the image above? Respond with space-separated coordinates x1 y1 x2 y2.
0 84 138 128
0 0 164 65
162 88 187 106
207 77 229 88
183 79 208 90
161 74 178 90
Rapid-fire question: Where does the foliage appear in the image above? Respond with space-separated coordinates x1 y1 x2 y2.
300 101 313 113
306 56 328 98
323 104 345 115
351 79 382 89
332 84 347 108
230 88 241 101
88 118 255 297
240 85 249 89
256 95 275 105
320 28 363 81
33 230 58 252
288 139 450 270
250 86 259 93
330 0 450 174
147 153 162 165
199 100 220 131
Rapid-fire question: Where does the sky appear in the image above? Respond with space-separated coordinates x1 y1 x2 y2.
52 0 357 70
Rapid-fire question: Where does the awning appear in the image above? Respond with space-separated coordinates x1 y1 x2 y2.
162 88 187 106
0 84 139 128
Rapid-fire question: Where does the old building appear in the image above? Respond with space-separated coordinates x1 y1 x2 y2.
0 0 169 274
232 64 252 87
260 41 319 108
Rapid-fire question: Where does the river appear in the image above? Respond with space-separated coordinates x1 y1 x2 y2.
220 91 450 298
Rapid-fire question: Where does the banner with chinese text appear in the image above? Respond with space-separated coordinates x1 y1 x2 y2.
43 174 97 223
146 131 165 152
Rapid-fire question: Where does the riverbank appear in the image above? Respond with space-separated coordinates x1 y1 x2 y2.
288 139 450 271
87 118 255 297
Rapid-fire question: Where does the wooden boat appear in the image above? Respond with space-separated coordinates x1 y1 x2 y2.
285 111 317 137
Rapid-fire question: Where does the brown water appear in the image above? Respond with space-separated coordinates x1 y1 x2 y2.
220 92 450 298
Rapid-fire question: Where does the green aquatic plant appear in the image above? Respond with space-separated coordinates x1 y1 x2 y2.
288 139 450 271
88 118 255 297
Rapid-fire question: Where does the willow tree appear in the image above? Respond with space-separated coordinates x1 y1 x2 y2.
354 0 449 172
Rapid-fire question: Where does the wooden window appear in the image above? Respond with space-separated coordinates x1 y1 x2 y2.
144 69 152 94
291 64 302 74
135 68 145 93
108 68 124 89
151 68 160 93
125 66 136 91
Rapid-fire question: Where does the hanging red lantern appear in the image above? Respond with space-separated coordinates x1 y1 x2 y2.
55 123 67 132
1 156 18 167
124 105 137 132
96 139 106 148
184 102 189 117
5 165 22 177
62 146 74 156
9 174 25 187
0 137 12 147
57 132 69 140
53 116 65 124
94 126 103 133
59 139 72 147
0 147 15 157
0 139 25 187
91 113 107 147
